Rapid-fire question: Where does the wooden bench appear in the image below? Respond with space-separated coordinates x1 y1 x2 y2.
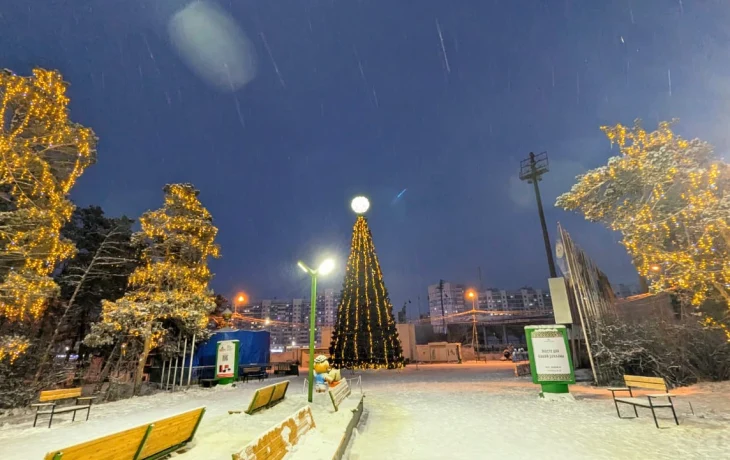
200 378 219 388
608 375 679 428
273 362 298 376
32 388 96 428
514 362 531 377
44 406 206 460
228 380 290 415
241 366 268 382
328 378 351 412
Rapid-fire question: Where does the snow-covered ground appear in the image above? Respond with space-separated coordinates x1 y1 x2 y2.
0 376 340 460
1 363 729 459
346 362 730 460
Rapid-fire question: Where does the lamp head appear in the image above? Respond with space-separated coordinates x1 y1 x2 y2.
318 259 335 275
351 196 370 214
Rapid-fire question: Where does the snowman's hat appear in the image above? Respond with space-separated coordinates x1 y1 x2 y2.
314 355 328 364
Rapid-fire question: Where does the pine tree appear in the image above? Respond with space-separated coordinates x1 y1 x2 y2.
556 120 730 307
33 206 139 380
85 184 220 392
0 68 97 362
330 214 404 369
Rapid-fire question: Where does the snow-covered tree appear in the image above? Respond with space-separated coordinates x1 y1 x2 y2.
85 184 220 392
0 68 97 361
33 207 138 380
556 120 730 307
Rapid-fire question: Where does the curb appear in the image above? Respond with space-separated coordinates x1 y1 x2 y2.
332 395 365 460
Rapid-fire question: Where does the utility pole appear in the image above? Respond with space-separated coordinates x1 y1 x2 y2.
468 292 480 362
520 152 557 278
438 280 446 334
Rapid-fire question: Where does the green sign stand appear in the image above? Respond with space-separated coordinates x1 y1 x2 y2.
525 325 575 398
216 340 239 385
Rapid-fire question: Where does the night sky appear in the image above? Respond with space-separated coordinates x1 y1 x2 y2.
4 1 730 316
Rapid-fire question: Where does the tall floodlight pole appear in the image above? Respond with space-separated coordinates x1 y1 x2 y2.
467 291 480 362
438 280 446 334
297 258 335 403
519 152 557 278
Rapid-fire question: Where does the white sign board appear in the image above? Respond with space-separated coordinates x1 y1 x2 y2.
216 340 236 378
532 335 571 380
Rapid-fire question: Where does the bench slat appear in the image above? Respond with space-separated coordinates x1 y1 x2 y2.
39 388 83 402
329 378 351 411
623 375 667 391
43 407 205 460
44 424 150 460
138 408 205 459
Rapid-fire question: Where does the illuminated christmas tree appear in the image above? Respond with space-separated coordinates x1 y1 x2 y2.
0 68 97 362
85 184 220 391
330 197 404 369
556 120 730 307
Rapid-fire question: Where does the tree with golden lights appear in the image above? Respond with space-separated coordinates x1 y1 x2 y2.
556 120 730 307
330 214 404 369
85 184 220 392
0 68 97 362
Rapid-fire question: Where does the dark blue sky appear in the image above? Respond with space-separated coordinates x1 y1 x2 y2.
5 1 730 315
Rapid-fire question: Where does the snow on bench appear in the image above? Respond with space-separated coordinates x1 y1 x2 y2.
329 378 352 412
232 406 316 460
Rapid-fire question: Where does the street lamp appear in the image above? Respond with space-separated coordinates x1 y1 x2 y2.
234 293 246 316
297 258 335 402
467 290 480 362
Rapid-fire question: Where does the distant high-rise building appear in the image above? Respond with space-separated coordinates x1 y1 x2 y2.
234 291 340 349
477 287 552 312
322 288 338 326
427 281 466 333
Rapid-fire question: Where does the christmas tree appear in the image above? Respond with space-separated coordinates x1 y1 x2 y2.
330 197 404 369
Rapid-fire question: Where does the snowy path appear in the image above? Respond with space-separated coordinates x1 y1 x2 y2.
347 363 730 460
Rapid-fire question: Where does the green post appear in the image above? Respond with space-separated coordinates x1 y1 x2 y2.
307 272 317 403
525 325 575 397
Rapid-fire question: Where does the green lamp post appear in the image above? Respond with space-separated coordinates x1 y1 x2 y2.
297 258 335 403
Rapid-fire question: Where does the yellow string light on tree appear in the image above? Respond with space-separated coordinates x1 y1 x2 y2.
85 183 220 389
0 68 97 361
557 119 730 313
329 197 404 369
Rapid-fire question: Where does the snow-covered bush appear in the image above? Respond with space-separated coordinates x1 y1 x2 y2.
592 317 730 387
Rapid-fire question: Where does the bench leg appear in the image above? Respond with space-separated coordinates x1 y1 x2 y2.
72 410 77 422
48 410 54 429
33 411 39 428
669 403 679 426
86 406 91 421
614 401 638 419
649 404 660 428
